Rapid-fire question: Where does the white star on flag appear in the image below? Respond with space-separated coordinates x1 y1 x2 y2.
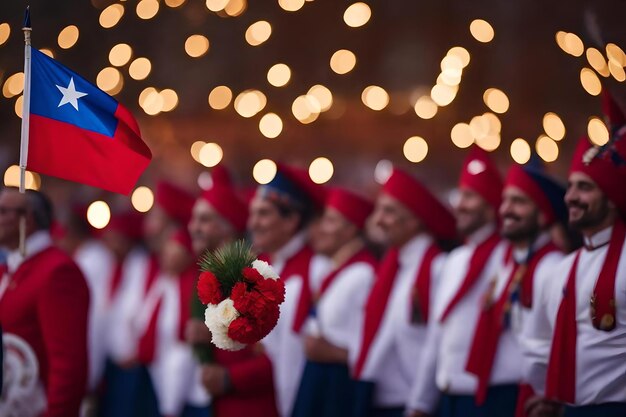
56 77 88 111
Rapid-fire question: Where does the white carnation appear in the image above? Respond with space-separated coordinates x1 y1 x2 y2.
252 259 279 280
204 302 245 351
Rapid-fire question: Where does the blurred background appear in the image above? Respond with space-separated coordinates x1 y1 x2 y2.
0 0 624 227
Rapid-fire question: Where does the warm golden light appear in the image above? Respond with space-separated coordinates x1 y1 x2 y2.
586 48 610 77
245 21 272 46
475 134 501 152
483 88 509 114
606 43 626 67
609 61 626 82
208 85 233 110
0 23 10 45
308 85 333 112
343 2 371 28
253 159 277 184
580 67 602 96
543 112 566 141
99 4 125 29
185 35 210 58
469 115 490 139
224 0 247 17
4 165 38 190
40 49 54 58
234 90 266 118
14 95 23 118
447 46 471 68
330 49 357 75
451 122 474 148
536 135 559 162
587 117 609 146
362 86 389 111
267 63 291 87
190 140 206 163
58 25 79 49
292 95 321 124
510 138 531 164
564 32 584 57
279 0 305 12
87 201 111 229
403 136 428 163
97 67 123 95
206 0 229 12
414 96 438 119
129 57 152 80
199 143 224 168
309 157 334 184
555 31 567 52
142 89 164 116
109 43 133 67
131 186 155 213
137 0 160 19
165 0 186 7
470 19 494 43
259 113 283 139
139 87 157 107
160 89 179 112
3 72 24 98
430 83 457 106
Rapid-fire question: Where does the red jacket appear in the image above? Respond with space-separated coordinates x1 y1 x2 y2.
213 347 279 417
0 246 90 417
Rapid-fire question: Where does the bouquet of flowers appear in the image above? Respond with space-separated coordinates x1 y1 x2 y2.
197 240 285 351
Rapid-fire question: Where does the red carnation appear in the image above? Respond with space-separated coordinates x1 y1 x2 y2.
233 288 270 317
197 271 223 305
255 278 286 304
242 267 264 283
228 316 265 344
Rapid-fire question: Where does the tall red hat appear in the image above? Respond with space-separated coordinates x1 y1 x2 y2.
459 145 503 210
602 90 626 128
569 135 626 216
199 165 248 233
505 165 566 226
105 210 145 241
381 168 456 240
155 181 196 225
257 163 327 211
170 227 194 256
326 188 373 229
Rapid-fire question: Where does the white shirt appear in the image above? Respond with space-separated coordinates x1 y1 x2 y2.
304 253 376 366
73 239 115 391
408 224 507 412
528 225 626 405
262 232 331 417
358 234 446 407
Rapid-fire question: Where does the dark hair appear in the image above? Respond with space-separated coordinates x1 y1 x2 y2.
273 200 315 231
25 190 54 231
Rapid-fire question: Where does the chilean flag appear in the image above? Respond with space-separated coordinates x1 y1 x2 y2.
27 47 151 194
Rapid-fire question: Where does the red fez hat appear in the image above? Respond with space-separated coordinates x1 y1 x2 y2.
170 227 194 256
199 166 248 233
326 188 373 229
570 136 626 215
105 210 145 241
459 146 503 210
602 90 625 128
259 163 327 211
505 165 566 226
382 168 456 240
155 181 195 225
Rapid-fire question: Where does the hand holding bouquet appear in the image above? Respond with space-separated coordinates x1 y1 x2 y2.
197 241 285 351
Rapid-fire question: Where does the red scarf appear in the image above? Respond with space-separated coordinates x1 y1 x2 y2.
353 247 399 378
439 232 501 322
466 241 558 405
276 245 315 334
107 261 124 303
545 220 626 403
137 296 163 365
143 255 160 294
411 244 441 323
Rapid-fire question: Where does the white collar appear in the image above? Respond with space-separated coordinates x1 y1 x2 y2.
512 231 551 264
465 222 497 246
271 231 307 265
6 230 53 273
399 233 434 266
583 225 613 251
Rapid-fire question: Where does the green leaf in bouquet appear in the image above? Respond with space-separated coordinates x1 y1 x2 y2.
198 239 256 297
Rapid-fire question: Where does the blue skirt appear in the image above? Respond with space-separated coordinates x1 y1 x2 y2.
564 402 626 417
99 360 143 417
291 361 356 417
439 384 518 417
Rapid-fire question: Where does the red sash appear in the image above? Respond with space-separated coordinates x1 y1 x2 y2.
411 243 441 323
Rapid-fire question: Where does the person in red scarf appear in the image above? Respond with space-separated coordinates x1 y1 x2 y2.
525 92 626 417
185 165 279 417
249 163 330 417
408 146 510 417
0 188 89 417
291 188 378 417
464 163 566 417
353 168 456 417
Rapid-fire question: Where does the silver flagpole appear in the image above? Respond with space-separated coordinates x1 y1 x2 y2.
18 6 32 256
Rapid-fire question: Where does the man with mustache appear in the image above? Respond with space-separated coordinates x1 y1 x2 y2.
525 93 626 417
464 164 566 417
408 146 511 417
